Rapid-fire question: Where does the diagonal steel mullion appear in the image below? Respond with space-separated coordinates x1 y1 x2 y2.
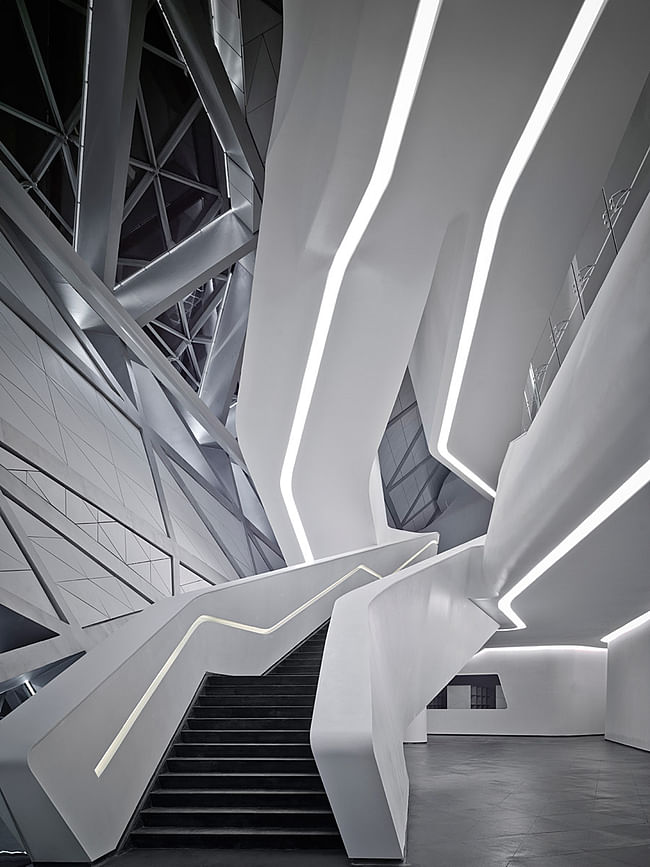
135 87 173 249
17 0 77 192
157 99 202 165
143 41 186 69
0 102 59 136
150 320 186 341
123 99 201 220
401 465 441 525
385 424 424 489
191 280 226 337
172 355 200 388
404 498 438 528
249 533 273 572
387 454 432 492
33 100 81 183
158 168 220 196
0 142 73 234
17 1 65 129
178 302 202 380
387 400 417 428
154 175 174 249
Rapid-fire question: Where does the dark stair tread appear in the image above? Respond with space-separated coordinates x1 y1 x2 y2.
129 624 339 852
132 827 339 836
152 788 326 795
142 808 332 816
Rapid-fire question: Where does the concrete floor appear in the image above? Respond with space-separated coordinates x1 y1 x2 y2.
61 736 650 866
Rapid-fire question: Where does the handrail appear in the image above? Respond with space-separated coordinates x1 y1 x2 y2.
523 139 650 428
94 537 439 777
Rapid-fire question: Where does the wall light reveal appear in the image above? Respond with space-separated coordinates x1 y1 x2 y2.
280 0 443 562
602 609 650 644
499 457 650 630
436 0 607 499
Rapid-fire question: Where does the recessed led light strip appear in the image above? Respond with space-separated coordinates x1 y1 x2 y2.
94 539 438 778
477 645 605 654
602 610 650 644
280 0 443 562
437 0 608 499
499 457 650 630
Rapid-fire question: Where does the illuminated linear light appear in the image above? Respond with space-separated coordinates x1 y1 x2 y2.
95 539 438 776
280 0 444 562
395 537 439 571
602 610 650 644
95 563 380 776
499 457 650 630
477 645 605 654
436 0 608 499
72 0 94 248
95 539 437 777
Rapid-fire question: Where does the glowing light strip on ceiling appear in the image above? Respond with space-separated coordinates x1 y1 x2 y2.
280 0 443 562
436 0 608 499
602 609 650 644
499 457 650 630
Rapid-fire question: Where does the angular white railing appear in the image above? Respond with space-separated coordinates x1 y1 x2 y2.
0 534 436 864
311 537 498 860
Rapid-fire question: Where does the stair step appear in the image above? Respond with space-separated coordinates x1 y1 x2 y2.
191 705 313 718
128 624 339 852
140 807 337 829
206 674 318 686
185 716 311 730
172 743 313 758
181 728 311 743
130 826 343 849
265 656 323 677
196 694 315 707
158 773 325 790
166 757 318 774
149 789 330 810
202 684 318 695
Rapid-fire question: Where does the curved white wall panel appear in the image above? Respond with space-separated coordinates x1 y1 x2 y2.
0 534 434 863
238 0 587 562
484 187 650 625
238 0 419 563
418 0 650 493
428 646 606 736
311 539 497 860
606 618 650 752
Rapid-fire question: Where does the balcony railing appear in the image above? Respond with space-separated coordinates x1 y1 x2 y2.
523 125 650 430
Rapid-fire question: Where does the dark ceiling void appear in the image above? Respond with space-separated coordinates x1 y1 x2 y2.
0 603 58 653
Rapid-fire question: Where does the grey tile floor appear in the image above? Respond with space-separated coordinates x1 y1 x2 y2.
101 736 650 866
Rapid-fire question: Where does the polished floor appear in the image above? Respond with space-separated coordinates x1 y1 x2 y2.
47 736 650 865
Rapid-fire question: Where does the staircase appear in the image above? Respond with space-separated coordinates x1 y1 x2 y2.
128 623 342 850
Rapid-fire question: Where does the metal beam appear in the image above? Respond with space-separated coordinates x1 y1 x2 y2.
0 160 245 468
74 0 147 286
158 0 264 196
109 209 256 325
199 263 251 421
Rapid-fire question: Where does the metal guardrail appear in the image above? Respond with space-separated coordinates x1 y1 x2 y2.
523 136 650 430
